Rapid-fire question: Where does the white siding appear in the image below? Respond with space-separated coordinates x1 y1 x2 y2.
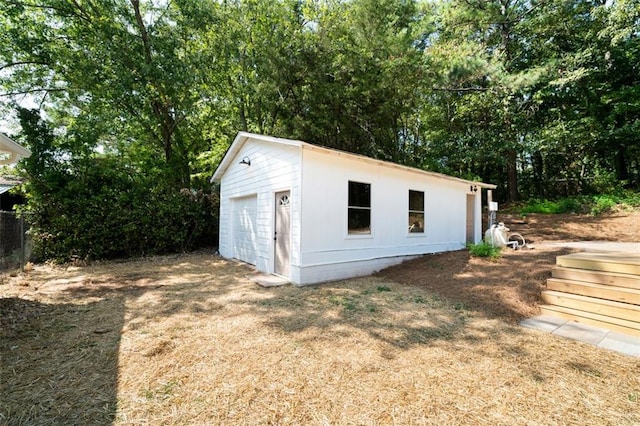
297 148 472 284
216 133 489 285
474 191 483 243
218 138 302 274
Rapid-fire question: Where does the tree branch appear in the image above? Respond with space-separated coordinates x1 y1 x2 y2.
0 88 65 97
432 86 491 92
65 0 94 23
7 1 93 23
0 61 50 71
130 0 153 64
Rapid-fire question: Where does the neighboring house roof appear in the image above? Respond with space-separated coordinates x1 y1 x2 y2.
0 185 13 196
0 133 31 165
212 132 497 189
0 176 23 196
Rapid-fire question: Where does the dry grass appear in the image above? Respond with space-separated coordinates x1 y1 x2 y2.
1 212 640 425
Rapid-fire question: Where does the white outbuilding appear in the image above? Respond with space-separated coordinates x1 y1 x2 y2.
212 132 496 285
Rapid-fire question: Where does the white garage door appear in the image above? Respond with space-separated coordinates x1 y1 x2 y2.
231 195 258 265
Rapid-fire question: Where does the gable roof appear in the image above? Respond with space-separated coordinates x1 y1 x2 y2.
212 132 496 189
0 133 31 165
0 176 23 196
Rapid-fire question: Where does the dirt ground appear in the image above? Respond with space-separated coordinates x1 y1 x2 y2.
379 210 640 322
1 211 639 425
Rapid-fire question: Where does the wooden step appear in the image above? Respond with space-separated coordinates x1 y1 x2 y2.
541 290 640 322
540 304 640 337
552 266 640 290
556 252 640 275
546 278 640 305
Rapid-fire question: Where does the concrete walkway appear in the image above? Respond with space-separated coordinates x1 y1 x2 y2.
521 315 640 358
250 273 289 287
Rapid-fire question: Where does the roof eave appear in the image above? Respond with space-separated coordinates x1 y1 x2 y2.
0 133 31 159
211 131 497 190
299 143 496 190
210 132 249 183
210 132 304 183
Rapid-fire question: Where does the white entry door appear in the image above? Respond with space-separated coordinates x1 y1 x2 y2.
274 191 291 277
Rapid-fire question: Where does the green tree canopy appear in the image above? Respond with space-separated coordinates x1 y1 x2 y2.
1 0 638 260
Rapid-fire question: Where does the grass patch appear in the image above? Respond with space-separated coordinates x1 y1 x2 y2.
328 294 361 312
519 191 640 216
519 198 582 215
467 241 502 260
589 192 640 214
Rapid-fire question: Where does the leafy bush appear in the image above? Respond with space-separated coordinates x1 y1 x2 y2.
586 168 621 195
467 241 502 260
12 108 221 263
22 157 219 263
590 195 618 215
520 198 582 215
520 192 640 216
623 193 638 206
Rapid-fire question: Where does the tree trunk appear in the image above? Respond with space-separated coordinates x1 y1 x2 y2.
239 99 248 132
532 150 544 198
614 145 628 181
506 148 520 202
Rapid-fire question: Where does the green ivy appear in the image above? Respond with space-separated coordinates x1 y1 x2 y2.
22 157 218 263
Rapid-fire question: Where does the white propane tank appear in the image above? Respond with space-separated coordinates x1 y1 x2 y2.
484 222 510 247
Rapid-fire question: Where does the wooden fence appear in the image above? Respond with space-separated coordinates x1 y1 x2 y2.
0 211 28 271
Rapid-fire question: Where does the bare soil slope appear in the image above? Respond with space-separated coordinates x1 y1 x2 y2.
378 210 640 322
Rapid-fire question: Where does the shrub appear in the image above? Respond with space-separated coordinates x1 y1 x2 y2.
14 108 219 263
467 241 502 260
520 192 640 217
22 157 219 263
590 195 618 215
586 168 622 195
617 190 640 208
520 198 583 215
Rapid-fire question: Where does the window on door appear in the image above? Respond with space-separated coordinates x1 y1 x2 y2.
348 181 371 234
408 190 424 233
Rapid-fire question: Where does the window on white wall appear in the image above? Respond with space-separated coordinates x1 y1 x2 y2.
348 181 371 234
408 190 424 233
